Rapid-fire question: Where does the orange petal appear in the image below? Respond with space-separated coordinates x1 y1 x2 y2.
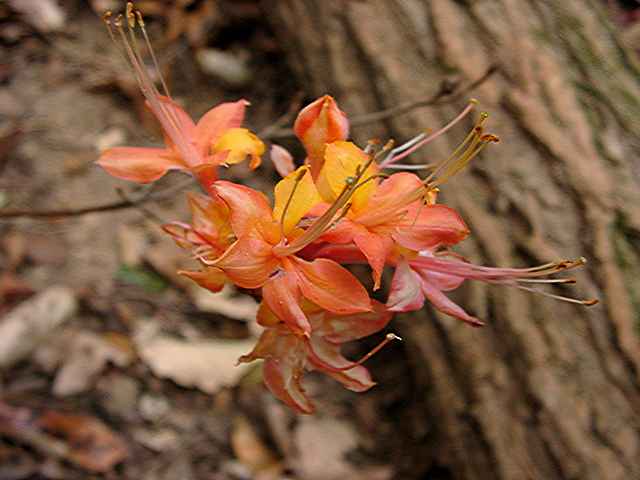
156 96 197 150
214 234 279 289
179 268 226 292
213 181 274 238
294 95 349 177
270 144 295 178
195 100 247 155
287 257 371 315
353 231 394 290
97 147 185 183
306 337 375 392
272 166 322 236
386 259 425 312
393 204 469 251
186 192 234 252
310 300 392 343
263 272 311 336
419 276 484 327
212 128 265 167
317 141 378 212
263 358 315 414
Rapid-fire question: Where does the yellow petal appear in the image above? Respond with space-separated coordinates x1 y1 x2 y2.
273 166 322 236
317 141 378 213
212 128 265 167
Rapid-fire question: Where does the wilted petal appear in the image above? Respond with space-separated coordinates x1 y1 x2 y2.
306 337 375 392
195 100 247 154
287 257 371 315
419 276 484 327
311 300 392 343
214 234 279 289
387 260 426 312
97 147 184 183
394 204 469 251
272 166 322 236
270 144 296 177
262 272 311 336
263 358 315 414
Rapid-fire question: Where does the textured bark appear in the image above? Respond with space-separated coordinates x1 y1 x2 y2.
262 1 640 479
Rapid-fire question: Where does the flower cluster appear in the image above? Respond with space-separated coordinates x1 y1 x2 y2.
99 4 596 413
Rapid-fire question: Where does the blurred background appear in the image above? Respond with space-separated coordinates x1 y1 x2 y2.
1 1 639 479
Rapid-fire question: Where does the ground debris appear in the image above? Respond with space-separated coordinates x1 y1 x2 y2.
134 321 257 394
0 287 77 369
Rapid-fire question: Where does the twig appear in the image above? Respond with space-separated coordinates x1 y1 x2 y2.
257 91 305 139
0 176 195 220
262 65 498 140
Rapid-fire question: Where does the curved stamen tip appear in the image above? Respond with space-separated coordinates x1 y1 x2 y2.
583 299 599 306
480 112 489 120
386 333 402 342
469 98 479 105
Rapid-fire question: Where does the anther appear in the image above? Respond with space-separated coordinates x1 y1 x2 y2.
126 2 135 28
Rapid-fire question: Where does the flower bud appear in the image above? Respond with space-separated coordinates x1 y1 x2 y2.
294 95 349 177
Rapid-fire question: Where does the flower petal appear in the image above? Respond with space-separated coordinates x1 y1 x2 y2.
270 144 295 178
195 100 247 155
262 272 311 336
287 257 371 315
214 234 279 289
213 181 274 239
394 204 469 251
263 358 315 414
386 260 426 312
178 268 226 292
311 300 393 343
419 276 484 327
97 147 184 183
272 166 322 236
293 95 349 177
317 141 378 212
306 337 375 392
353 231 394 290
212 128 265 168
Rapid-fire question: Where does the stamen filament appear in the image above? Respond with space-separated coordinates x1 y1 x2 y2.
379 99 477 168
320 333 402 372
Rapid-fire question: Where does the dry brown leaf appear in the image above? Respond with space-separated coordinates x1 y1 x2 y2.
38 411 128 472
189 284 258 322
52 331 134 397
134 322 256 394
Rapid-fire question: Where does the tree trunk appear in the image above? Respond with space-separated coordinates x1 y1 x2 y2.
262 1 640 478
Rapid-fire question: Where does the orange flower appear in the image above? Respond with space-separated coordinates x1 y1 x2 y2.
98 7 263 186
210 166 372 336
313 142 469 289
239 300 392 413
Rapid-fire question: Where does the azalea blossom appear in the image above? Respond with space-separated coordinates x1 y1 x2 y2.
98 6 263 187
239 300 393 413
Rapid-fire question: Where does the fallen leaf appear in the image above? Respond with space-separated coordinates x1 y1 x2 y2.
38 411 128 472
189 284 258 322
0 287 77 369
293 417 359 480
52 331 134 396
134 322 257 394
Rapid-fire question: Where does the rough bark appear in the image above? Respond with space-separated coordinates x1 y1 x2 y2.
262 1 640 479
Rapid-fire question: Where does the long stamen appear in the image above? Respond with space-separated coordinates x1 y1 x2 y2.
319 333 402 372
135 10 171 98
515 285 598 306
280 168 308 238
379 99 477 168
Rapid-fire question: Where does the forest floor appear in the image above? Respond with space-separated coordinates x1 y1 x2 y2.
0 2 420 479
